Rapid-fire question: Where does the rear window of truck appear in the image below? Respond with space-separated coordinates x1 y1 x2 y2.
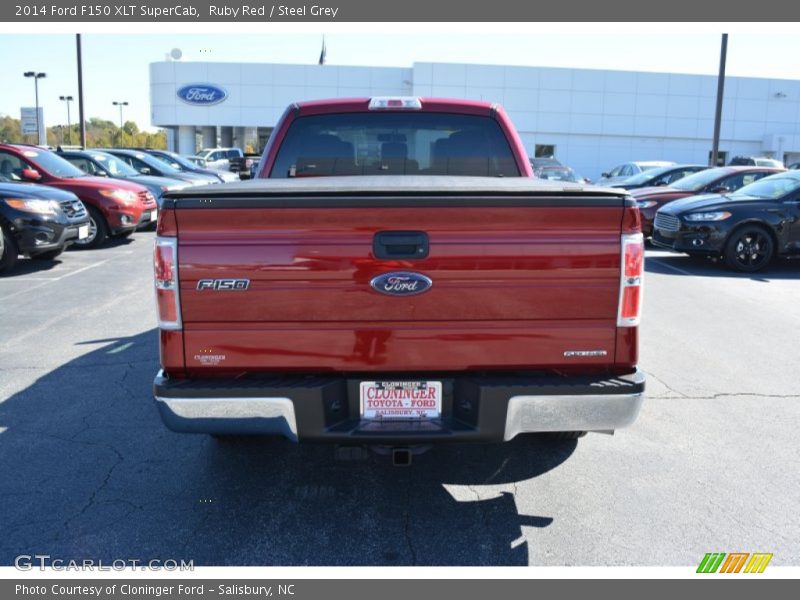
269 112 521 178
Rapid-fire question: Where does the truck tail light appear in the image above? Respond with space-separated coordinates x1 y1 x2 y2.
617 233 644 327
154 236 182 330
368 97 422 110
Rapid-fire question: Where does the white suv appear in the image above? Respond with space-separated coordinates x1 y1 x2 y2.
196 148 244 172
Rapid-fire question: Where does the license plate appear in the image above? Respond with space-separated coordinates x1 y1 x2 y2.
77 225 89 239
148 209 158 222
360 381 442 420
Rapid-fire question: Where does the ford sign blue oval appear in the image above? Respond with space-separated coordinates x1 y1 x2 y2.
177 83 228 106
370 272 432 297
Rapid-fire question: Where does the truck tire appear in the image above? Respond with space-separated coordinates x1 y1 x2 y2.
723 224 774 272
31 249 64 260
0 226 19 273
72 206 108 250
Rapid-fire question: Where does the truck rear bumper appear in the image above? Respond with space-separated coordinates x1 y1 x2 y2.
154 368 645 443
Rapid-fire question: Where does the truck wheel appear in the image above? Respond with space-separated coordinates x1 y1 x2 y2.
541 431 587 440
72 206 108 249
724 225 774 272
0 226 19 273
31 249 64 260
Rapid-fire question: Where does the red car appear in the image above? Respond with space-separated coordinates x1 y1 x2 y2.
631 166 784 236
153 98 644 459
0 144 156 248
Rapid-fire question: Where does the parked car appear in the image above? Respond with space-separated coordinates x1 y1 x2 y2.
608 164 709 190
186 156 209 168
534 166 584 183
153 97 644 458
102 149 219 186
196 147 259 179
597 161 676 186
630 166 784 236
529 157 561 170
133 149 239 183
0 175 90 272
728 156 785 168
58 149 189 214
0 144 153 248
652 170 800 272
196 147 243 172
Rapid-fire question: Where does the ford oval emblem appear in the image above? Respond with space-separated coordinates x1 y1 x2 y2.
370 272 432 297
177 83 228 106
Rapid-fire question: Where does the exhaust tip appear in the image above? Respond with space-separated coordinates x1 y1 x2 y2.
392 447 412 467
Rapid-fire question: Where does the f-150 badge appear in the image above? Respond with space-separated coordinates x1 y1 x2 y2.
370 272 432 296
197 279 250 290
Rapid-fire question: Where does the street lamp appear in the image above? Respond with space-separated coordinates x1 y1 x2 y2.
112 101 128 146
23 71 46 145
59 95 74 145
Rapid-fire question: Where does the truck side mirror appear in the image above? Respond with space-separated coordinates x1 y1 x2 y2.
601 172 610 178
21 168 42 182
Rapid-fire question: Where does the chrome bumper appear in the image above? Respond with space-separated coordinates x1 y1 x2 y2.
504 389 644 440
154 368 645 443
156 394 298 441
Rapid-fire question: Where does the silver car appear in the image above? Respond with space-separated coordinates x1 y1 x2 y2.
597 160 676 186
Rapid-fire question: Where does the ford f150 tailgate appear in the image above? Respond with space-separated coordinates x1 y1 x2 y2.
161 176 639 375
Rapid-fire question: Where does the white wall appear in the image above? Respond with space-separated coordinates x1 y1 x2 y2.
151 60 800 179
150 61 412 129
413 62 800 179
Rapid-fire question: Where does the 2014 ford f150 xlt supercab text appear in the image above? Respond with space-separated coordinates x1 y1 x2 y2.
152 98 645 455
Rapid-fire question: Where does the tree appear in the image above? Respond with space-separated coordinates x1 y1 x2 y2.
0 113 167 149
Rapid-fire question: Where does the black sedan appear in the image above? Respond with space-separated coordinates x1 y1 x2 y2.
652 170 800 272
608 164 708 190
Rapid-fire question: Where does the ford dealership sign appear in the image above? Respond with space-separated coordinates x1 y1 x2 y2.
177 84 228 106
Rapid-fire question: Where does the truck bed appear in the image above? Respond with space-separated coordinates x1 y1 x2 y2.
163 176 635 375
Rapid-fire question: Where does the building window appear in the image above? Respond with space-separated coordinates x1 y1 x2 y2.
708 150 728 167
535 144 556 158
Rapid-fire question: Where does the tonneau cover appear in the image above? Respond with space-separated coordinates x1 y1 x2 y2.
165 175 630 200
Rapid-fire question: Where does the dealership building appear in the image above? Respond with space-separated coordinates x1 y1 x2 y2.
150 60 800 178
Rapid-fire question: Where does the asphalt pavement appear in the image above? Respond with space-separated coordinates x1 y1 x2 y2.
0 233 798 566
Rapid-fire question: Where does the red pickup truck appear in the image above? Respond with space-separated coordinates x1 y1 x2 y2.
153 98 644 462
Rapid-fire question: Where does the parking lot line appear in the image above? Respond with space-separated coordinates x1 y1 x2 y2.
0 252 135 302
646 257 695 277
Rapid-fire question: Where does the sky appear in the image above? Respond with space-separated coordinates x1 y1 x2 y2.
1 32 800 132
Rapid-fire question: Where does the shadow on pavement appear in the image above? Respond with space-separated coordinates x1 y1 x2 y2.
0 329 576 566
645 252 800 281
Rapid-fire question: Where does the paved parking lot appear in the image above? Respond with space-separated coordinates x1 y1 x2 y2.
0 234 798 566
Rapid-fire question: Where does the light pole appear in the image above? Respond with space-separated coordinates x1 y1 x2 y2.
23 71 46 145
113 101 128 145
59 95 74 144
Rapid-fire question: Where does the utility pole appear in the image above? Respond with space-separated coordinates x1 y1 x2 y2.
23 71 46 145
60 95 74 144
76 34 86 147
710 34 728 167
113 101 128 145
